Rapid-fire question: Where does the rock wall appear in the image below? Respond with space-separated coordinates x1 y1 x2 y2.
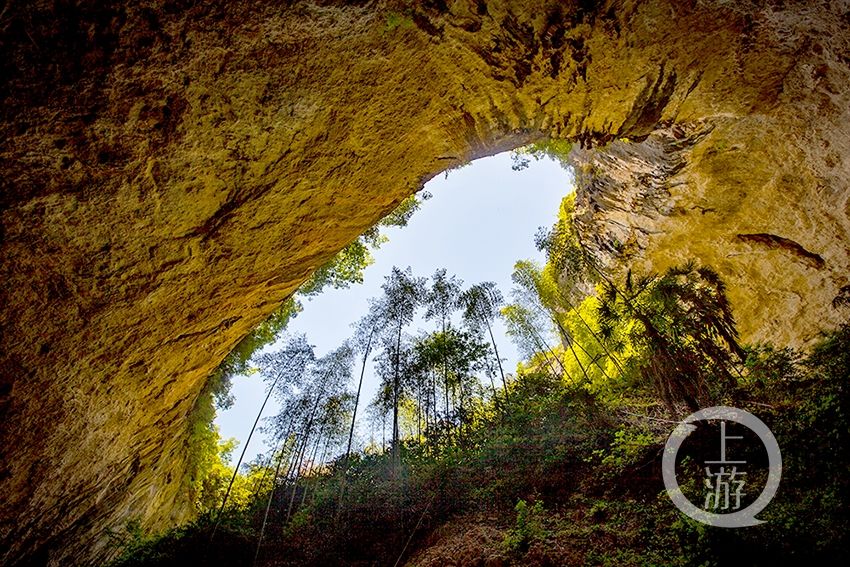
570 116 850 346
0 0 848 564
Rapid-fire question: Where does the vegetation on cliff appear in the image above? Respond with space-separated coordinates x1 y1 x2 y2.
108 189 850 566
109 298 850 566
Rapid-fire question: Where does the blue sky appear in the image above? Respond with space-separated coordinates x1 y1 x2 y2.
215 151 573 465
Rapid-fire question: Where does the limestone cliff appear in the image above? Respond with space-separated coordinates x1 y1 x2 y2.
570 118 850 346
0 0 848 564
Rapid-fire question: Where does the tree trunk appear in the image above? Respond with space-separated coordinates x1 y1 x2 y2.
552 316 591 384
254 436 291 566
211 360 290 541
286 390 323 522
337 328 374 518
392 321 402 472
484 317 509 400
300 433 325 508
561 298 626 374
441 316 450 432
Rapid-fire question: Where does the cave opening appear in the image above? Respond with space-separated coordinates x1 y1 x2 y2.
3 1 849 563
214 148 574 468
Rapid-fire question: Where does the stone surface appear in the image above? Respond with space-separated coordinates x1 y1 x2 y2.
570 116 850 346
0 0 848 564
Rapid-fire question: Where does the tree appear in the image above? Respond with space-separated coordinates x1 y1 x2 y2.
297 239 376 297
412 328 489 443
345 302 388 460
376 191 432 228
459 281 509 399
377 267 425 470
596 262 744 413
425 269 463 422
374 333 417 443
533 193 626 378
257 334 316 400
501 302 565 381
335 302 391 518
283 343 355 499
510 139 572 171
253 344 354 561
425 269 462 329
512 260 592 384
210 334 314 540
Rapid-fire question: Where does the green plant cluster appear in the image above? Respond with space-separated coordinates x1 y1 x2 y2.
510 139 573 171
502 499 549 554
108 319 850 565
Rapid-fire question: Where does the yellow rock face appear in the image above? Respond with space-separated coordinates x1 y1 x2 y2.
0 0 847 564
571 119 849 347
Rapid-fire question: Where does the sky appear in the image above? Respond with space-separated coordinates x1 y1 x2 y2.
215 151 574 466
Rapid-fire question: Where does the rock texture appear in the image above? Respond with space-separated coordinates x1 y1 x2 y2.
570 116 850 346
0 0 848 564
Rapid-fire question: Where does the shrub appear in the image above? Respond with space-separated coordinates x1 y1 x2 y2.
502 499 549 554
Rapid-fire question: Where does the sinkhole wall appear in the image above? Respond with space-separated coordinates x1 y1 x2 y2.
0 0 848 564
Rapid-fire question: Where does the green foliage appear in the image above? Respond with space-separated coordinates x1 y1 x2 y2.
383 11 414 33
595 263 744 411
298 239 375 296
424 268 461 326
107 512 257 567
511 139 573 171
502 499 549 554
192 435 237 513
184 384 230 505
414 329 489 383
459 281 504 331
110 321 850 566
526 189 750 415
515 220 746 412
193 438 273 514
107 518 148 563
411 326 491 443
591 424 657 473
379 191 431 229
535 192 594 299
740 326 849 559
